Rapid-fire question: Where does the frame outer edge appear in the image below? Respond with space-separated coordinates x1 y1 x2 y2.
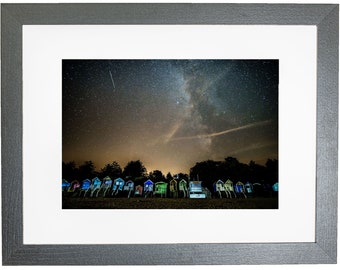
0 3 338 265
0 3 337 25
316 5 338 263
1 4 24 265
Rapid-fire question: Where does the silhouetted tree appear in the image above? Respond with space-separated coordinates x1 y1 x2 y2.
188 156 279 191
78 160 96 180
190 160 222 190
62 161 78 181
123 160 147 179
222 157 242 180
173 173 189 182
100 161 122 179
248 160 266 183
133 176 147 186
265 159 278 184
149 170 166 182
166 172 172 182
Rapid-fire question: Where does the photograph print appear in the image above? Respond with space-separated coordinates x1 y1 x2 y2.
62 59 278 209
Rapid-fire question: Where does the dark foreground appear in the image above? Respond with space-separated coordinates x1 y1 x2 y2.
62 197 278 209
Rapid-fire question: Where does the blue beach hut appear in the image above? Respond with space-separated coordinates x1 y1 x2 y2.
89 177 102 197
272 182 279 192
62 179 71 192
112 177 125 196
244 182 253 195
189 181 206 198
143 179 154 197
214 179 226 198
100 176 113 197
123 180 134 198
234 181 247 198
79 179 91 197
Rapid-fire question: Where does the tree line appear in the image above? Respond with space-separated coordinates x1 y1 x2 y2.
62 157 278 191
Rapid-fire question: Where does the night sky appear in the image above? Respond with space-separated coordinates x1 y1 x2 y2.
62 60 278 175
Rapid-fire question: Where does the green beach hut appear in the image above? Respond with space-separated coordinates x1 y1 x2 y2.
154 182 168 198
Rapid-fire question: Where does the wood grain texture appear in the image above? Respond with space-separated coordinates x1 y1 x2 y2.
1 3 338 265
316 5 338 262
0 3 337 25
1 4 24 264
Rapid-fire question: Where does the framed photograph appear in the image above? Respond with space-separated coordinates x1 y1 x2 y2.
1 3 338 265
61 58 279 210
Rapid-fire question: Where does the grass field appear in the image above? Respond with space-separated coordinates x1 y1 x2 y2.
62 196 278 209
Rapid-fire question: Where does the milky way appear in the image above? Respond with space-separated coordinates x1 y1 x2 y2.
63 60 278 175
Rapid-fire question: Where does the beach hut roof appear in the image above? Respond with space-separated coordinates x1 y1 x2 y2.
81 179 91 189
155 181 167 186
124 180 134 189
103 177 113 184
62 179 70 187
272 182 279 191
189 181 203 193
144 179 153 185
91 177 101 188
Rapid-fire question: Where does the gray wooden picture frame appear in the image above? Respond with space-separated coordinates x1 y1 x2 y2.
1 3 338 265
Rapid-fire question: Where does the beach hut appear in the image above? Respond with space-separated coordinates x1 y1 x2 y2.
154 182 168 198
234 181 247 198
134 185 143 197
214 179 227 198
62 179 71 192
263 182 274 197
112 177 125 196
123 180 135 198
79 179 91 197
244 182 254 195
68 180 80 192
224 179 236 198
272 182 279 192
169 179 178 198
189 181 206 198
202 187 212 198
100 176 113 197
179 179 188 198
143 179 154 198
252 182 263 196
88 177 102 197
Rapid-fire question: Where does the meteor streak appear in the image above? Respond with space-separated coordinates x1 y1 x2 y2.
164 122 183 143
169 120 272 142
109 70 115 91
